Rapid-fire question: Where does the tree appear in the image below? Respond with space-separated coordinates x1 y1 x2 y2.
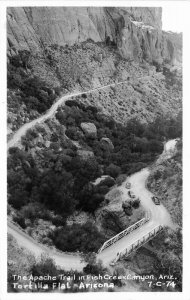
78 184 105 213
99 177 115 188
132 198 140 209
82 252 106 276
19 202 49 222
149 139 163 153
31 254 58 277
38 170 77 217
26 96 40 110
51 222 106 253
102 211 125 234
106 36 111 45
10 50 31 69
106 163 121 178
152 228 182 291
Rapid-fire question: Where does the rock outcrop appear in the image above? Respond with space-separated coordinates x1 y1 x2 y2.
92 175 115 187
80 122 97 138
100 137 114 150
95 186 145 238
7 7 181 65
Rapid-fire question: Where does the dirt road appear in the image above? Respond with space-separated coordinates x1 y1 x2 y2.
7 80 129 149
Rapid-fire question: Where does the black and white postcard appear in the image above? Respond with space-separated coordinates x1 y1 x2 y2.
0 1 190 299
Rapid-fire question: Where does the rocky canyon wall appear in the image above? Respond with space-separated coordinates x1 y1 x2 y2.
7 7 181 65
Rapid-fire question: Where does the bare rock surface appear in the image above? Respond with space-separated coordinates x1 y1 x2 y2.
95 186 145 238
92 175 114 186
7 7 181 65
80 122 97 138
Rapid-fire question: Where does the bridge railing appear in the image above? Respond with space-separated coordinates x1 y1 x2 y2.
116 224 163 261
98 212 150 254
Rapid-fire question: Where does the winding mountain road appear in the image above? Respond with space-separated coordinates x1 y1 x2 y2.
7 81 178 271
7 80 130 150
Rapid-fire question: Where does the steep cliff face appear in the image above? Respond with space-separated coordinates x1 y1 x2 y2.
7 7 113 54
121 7 162 29
7 7 181 65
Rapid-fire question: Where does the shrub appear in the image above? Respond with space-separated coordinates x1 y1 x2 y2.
127 162 147 175
51 215 66 227
95 185 110 195
116 174 127 186
83 260 106 276
19 202 50 222
12 214 26 229
30 255 59 280
7 56 58 114
65 126 79 140
153 169 162 180
51 221 106 253
10 50 31 69
101 211 125 234
132 198 140 209
65 99 78 107
105 164 121 178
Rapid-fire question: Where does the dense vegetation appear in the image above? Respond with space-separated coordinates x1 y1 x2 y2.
8 50 62 115
151 227 182 291
8 98 182 252
56 100 182 172
49 221 106 253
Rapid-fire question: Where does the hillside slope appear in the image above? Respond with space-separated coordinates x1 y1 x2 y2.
147 139 182 227
7 41 182 135
7 7 182 136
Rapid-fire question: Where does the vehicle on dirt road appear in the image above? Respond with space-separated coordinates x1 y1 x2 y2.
128 190 136 198
125 182 131 189
151 196 160 205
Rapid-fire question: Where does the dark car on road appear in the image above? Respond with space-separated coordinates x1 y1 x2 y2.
128 190 136 198
151 196 160 205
